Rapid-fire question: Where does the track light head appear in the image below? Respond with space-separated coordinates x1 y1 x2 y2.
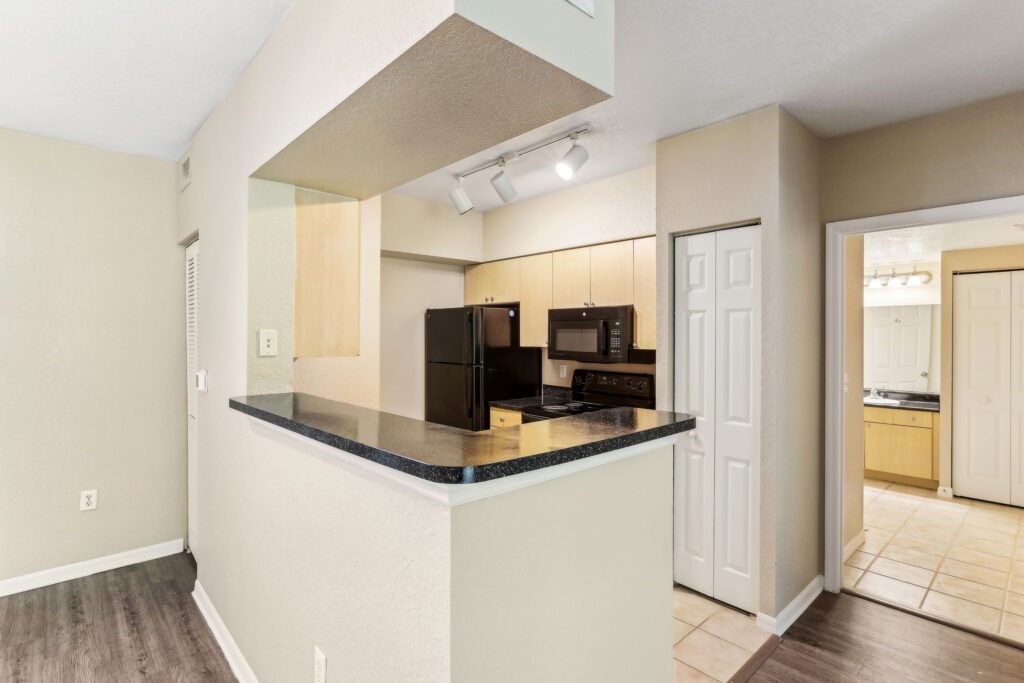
449 177 473 215
556 134 589 180
490 162 517 204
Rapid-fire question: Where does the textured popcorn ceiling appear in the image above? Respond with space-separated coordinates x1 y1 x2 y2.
251 15 607 199
396 0 1024 211
864 212 1024 266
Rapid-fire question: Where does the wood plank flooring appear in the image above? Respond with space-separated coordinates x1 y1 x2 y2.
749 591 1024 682
0 553 233 682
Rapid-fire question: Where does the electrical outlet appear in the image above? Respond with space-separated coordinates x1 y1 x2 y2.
80 489 98 511
559 364 568 379
314 646 326 683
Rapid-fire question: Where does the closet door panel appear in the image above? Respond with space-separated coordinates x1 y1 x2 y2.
953 272 1012 504
673 232 716 595
713 226 759 613
1012 271 1024 507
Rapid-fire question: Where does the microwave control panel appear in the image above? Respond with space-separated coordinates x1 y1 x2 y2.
609 320 623 352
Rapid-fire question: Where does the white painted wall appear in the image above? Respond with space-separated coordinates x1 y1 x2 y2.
482 165 654 260
247 179 295 394
380 257 465 419
381 192 483 263
0 127 184 580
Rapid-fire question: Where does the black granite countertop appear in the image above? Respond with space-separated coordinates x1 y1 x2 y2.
863 389 940 413
490 385 571 411
230 392 694 484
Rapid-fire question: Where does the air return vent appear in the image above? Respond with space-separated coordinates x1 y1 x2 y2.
179 155 191 192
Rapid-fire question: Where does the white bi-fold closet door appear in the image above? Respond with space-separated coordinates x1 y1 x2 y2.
952 270 1024 507
672 225 760 613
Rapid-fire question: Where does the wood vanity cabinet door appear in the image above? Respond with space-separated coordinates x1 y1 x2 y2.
633 236 656 349
889 425 933 479
864 422 891 472
518 253 552 347
553 247 592 308
590 241 634 307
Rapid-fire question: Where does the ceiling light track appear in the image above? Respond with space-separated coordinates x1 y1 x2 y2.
448 124 591 212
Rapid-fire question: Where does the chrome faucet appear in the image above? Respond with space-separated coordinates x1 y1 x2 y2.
869 387 882 399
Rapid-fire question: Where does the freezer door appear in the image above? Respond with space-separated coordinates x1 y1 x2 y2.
425 363 484 430
425 307 478 365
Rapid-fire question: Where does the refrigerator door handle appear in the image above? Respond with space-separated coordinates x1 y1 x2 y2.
465 368 474 419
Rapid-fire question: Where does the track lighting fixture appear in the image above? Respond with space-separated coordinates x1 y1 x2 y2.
448 177 473 215
556 133 589 180
490 161 518 203
446 125 591 213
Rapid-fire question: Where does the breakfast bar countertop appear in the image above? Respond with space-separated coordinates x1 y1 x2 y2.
230 392 694 484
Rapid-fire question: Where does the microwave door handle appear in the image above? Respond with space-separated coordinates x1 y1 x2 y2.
598 321 608 355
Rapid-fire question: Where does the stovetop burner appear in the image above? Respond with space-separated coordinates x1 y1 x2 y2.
518 371 655 423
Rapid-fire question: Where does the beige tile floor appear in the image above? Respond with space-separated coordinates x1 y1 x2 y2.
671 586 770 682
845 479 1024 643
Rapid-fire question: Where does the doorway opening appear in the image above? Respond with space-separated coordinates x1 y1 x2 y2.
825 196 1024 644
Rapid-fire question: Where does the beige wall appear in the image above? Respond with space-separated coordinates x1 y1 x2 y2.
0 127 185 580
482 165 655 261
379 257 465 419
939 244 1024 490
823 91 1024 223
381 192 483 264
656 106 823 617
843 235 865 548
247 179 296 394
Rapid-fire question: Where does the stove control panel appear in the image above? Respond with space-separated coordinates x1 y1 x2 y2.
572 369 654 400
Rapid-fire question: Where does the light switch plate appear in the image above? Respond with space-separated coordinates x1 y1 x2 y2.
259 329 278 357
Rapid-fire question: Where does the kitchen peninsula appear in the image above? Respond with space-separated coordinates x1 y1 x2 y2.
229 392 694 681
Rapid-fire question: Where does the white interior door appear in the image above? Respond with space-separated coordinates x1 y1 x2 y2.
673 226 759 613
863 305 931 391
673 232 716 596
712 226 759 613
953 271 1012 504
1011 271 1024 507
185 240 200 557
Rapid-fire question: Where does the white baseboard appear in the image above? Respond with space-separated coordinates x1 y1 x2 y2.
937 486 953 499
756 574 823 636
193 580 258 683
843 530 865 562
0 538 184 598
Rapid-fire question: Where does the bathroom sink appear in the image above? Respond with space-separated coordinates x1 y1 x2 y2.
864 397 901 406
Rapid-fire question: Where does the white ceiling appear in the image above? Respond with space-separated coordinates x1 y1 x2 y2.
395 0 1024 212
864 213 1024 266
0 0 294 160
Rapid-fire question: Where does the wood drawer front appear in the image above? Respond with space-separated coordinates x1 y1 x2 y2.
864 406 894 424
490 407 522 429
891 410 932 428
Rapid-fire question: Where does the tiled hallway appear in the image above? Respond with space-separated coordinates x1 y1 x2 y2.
672 586 772 681
844 479 1024 642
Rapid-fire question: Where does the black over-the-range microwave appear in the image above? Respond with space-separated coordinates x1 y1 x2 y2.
547 305 635 364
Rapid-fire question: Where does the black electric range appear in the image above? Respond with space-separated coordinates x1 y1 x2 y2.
520 369 655 423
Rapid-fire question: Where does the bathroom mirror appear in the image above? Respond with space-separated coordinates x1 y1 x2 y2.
863 304 939 393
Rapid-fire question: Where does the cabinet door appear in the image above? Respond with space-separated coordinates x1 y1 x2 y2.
490 407 522 428
632 236 656 349
552 247 591 309
864 421 890 472
465 260 521 305
518 253 552 347
890 425 933 479
590 241 634 306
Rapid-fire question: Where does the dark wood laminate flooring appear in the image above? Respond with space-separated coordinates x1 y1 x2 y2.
749 592 1024 682
0 553 234 682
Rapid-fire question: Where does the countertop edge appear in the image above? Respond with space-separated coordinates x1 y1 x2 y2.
229 397 694 485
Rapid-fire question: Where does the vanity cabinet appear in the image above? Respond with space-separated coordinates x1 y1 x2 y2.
465 259 520 305
864 407 939 485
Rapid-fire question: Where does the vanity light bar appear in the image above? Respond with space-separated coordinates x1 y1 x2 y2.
864 267 933 289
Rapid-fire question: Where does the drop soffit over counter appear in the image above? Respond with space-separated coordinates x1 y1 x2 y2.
252 14 609 200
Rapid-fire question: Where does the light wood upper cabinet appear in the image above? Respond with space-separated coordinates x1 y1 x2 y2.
518 253 552 347
465 259 520 305
633 237 656 349
552 247 592 309
590 241 634 306
294 187 360 358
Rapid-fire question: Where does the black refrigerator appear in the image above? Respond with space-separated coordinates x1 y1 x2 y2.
425 306 541 431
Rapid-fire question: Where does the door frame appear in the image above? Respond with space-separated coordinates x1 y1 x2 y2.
823 194 1024 593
